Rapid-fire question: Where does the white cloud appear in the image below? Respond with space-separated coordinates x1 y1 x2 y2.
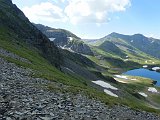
22 2 67 23
65 0 131 24
22 0 131 25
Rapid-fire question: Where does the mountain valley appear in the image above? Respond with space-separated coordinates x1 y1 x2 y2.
0 0 160 119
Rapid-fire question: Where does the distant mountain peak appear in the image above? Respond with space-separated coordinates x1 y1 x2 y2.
99 32 160 58
34 23 80 40
132 33 145 37
108 32 121 37
103 32 126 39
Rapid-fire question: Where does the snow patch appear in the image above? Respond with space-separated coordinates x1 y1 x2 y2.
59 45 66 49
114 78 127 83
148 87 158 93
92 80 118 90
124 59 128 61
68 37 73 41
68 47 76 53
131 40 133 43
64 67 75 73
152 67 160 71
104 89 118 97
49 38 56 41
143 65 148 68
114 75 128 79
126 56 129 58
59 46 76 53
138 92 148 97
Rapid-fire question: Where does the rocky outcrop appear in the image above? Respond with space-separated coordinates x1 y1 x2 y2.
0 48 31 64
64 41 94 55
152 80 157 85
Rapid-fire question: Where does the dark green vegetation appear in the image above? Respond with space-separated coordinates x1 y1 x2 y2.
99 41 126 57
0 0 160 114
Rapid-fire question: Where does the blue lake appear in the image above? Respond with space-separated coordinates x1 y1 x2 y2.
124 68 160 86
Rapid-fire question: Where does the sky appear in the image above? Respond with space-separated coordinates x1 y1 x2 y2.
12 0 160 39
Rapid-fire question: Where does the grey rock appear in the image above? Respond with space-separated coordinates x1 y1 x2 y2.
0 48 31 64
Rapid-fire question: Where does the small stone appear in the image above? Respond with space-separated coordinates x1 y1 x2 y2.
6 117 12 120
39 117 52 120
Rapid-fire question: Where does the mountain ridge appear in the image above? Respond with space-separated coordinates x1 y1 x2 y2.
84 32 160 59
104 32 160 58
34 23 94 55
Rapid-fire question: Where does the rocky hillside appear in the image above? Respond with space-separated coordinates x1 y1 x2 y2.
34 24 93 55
1 54 160 119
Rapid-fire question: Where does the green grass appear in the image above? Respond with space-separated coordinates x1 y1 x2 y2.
113 76 160 113
150 94 160 105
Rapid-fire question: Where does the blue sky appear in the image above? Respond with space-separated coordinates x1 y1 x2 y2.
12 0 160 39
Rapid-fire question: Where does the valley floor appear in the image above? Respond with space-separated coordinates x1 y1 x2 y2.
0 58 160 120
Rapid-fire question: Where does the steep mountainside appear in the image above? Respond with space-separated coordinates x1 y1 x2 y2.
0 0 61 68
0 0 115 84
34 24 93 55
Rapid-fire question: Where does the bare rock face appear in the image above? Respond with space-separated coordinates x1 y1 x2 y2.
64 41 94 55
